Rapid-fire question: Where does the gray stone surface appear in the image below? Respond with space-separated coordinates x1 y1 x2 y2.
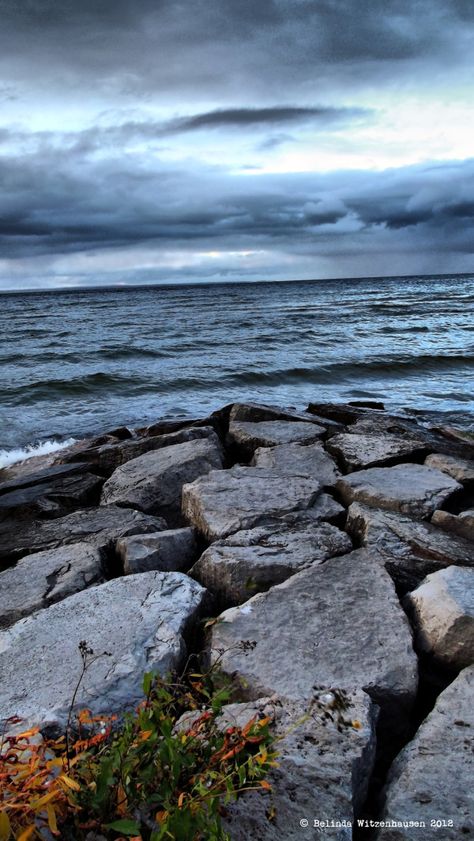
404 566 474 669
0 571 208 729
182 466 322 541
191 520 351 604
117 527 197 574
0 471 103 519
425 453 474 483
376 666 474 840
346 502 474 591
229 402 330 426
228 419 325 457
222 692 378 841
101 435 223 519
0 505 167 568
336 464 461 519
327 432 428 472
210 549 417 733
431 508 474 541
252 441 340 485
0 543 104 628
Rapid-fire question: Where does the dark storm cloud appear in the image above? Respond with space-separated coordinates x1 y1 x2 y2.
166 106 368 132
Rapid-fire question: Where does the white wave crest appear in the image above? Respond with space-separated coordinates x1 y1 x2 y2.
0 438 77 470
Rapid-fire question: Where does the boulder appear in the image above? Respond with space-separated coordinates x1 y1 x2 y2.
0 471 103 519
336 464 461 519
252 442 340 485
0 506 166 568
0 543 104 629
376 666 474 840
101 435 223 520
209 549 417 736
346 502 474 591
221 692 378 841
0 461 92 494
182 467 322 541
404 566 474 670
0 571 208 730
117 528 198 574
425 453 474 484
327 432 428 472
229 401 333 427
228 420 325 458
191 520 351 604
431 508 474 542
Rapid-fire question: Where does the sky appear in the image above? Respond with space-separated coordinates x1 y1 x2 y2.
0 0 473 289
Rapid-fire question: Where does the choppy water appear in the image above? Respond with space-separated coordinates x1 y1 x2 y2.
1 274 473 455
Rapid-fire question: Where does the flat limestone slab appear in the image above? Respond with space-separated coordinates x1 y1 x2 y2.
223 691 378 841
101 435 223 519
210 549 417 733
228 419 325 456
425 452 474 483
336 464 461 519
376 666 474 840
182 466 322 541
327 432 428 472
347 502 474 591
117 528 197 574
0 542 104 629
191 520 351 604
0 571 208 729
252 442 340 485
404 566 474 669
0 506 167 568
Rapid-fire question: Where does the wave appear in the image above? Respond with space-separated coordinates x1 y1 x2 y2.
2 372 152 403
0 438 76 470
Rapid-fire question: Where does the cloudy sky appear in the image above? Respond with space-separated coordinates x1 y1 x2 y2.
0 0 473 289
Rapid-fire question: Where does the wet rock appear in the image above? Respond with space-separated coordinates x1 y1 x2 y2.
229 401 332 427
252 441 340 485
228 420 326 458
0 506 166 568
431 508 474 542
327 432 428 472
191 520 351 604
222 692 378 841
209 549 417 736
346 502 474 591
336 464 461 519
404 566 474 670
0 571 208 729
182 466 322 541
306 401 387 426
117 528 197 574
0 471 103 519
101 435 223 521
0 461 92 494
0 543 104 629
376 665 474 840
425 452 474 483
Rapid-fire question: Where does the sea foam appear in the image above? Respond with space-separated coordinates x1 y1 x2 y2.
0 438 76 470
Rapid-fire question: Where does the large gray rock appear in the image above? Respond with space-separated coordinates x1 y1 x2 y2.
252 442 340 485
191 520 351 604
0 543 104 629
336 464 461 519
431 508 474 542
101 435 223 520
376 666 474 840
0 471 103 519
228 419 325 457
0 571 208 729
117 528 197 574
404 567 474 670
327 432 428 472
210 549 417 735
346 502 474 591
229 401 332 427
425 453 474 484
0 506 166 568
222 692 378 841
182 467 322 541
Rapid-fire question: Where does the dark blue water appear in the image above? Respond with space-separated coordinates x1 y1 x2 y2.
1 274 473 455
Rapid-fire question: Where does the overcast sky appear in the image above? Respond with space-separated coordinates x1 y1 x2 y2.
0 0 473 289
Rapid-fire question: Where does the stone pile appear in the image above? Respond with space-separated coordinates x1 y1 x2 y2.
1 400 473 839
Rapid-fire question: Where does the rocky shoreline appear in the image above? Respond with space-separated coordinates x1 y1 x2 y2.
1 400 473 839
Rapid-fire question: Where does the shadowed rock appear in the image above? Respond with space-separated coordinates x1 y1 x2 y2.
327 431 428 472
117 528 197 574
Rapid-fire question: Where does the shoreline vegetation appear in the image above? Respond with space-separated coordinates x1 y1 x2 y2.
1 399 473 839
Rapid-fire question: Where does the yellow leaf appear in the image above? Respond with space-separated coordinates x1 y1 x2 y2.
46 804 58 835
16 827 36 841
58 774 81 792
0 811 11 841
31 789 58 810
